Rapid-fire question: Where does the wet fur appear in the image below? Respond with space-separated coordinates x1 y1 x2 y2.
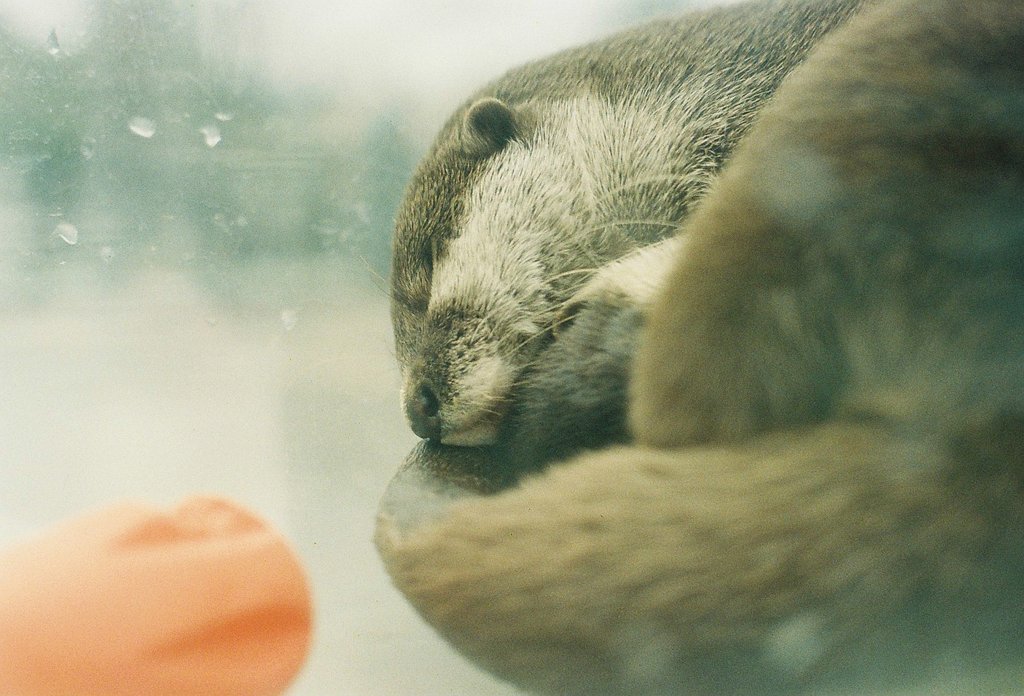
378 0 1024 694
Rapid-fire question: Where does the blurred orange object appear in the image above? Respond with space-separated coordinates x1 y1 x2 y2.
0 496 313 696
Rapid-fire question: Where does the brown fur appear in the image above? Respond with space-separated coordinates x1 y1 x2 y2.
390 0 865 446
377 0 1024 693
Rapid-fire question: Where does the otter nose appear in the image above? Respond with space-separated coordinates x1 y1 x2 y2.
406 382 442 440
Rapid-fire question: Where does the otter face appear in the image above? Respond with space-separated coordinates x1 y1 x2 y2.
391 98 560 446
392 95 691 445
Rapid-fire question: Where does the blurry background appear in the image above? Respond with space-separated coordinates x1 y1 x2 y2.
0 1 723 694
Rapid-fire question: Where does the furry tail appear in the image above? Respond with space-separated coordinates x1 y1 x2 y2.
376 420 1022 695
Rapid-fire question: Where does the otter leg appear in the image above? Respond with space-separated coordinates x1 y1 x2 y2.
631 0 1024 449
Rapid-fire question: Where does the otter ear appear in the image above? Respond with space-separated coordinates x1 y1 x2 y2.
460 97 523 159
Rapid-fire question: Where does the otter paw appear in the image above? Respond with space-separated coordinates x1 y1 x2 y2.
555 236 686 334
500 291 644 475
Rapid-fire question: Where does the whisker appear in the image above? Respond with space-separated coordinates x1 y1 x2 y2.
507 303 586 355
546 267 600 283
357 255 392 299
585 218 680 233
511 329 549 354
601 172 691 199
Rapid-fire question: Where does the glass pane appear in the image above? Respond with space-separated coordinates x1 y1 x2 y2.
0 1 680 693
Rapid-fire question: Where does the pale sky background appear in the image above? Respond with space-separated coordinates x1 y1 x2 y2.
0 0 740 131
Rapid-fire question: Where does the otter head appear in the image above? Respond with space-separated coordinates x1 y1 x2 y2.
391 93 684 445
390 96 575 446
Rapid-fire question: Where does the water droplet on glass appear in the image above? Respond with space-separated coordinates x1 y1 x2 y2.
200 124 221 148
128 117 156 139
54 222 79 245
214 111 234 122
280 309 298 332
100 245 115 263
79 137 96 159
46 29 61 56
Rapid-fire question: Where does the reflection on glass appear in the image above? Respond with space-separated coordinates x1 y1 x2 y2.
0 2 675 695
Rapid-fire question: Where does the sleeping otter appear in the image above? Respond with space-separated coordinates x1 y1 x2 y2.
389 0 865 447
378 0 1024 693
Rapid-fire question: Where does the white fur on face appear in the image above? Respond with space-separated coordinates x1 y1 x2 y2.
439 355 513 446
426 92 712 444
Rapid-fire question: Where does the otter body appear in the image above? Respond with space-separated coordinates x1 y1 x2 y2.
390 0 865 446
379 0 1024 694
